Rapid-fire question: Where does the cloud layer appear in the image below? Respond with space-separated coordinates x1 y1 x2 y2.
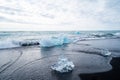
0 0 120 30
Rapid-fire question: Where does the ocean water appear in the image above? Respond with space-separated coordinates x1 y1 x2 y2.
0 31 120 49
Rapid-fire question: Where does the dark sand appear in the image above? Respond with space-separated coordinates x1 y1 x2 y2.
0 39 120 80
79 57 120 80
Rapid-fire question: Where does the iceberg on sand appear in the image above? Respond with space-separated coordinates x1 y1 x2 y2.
40 35 72 47
51 56 75 73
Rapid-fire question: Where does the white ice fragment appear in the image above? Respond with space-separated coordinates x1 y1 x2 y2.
51 56 75 73
101 49 111 56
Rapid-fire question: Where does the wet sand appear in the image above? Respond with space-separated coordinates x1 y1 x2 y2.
79 57 120 80
0 39 120 80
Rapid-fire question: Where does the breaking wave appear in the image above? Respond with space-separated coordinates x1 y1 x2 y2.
0 31 120 49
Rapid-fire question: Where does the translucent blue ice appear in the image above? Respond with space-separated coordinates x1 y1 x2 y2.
40 35 72 47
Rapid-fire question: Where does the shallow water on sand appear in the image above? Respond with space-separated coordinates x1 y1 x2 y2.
0 39 120 80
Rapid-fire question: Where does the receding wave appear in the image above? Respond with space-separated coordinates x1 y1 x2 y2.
0 31 120 49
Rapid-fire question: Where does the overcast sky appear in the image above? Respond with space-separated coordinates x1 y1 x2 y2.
0 0 120 31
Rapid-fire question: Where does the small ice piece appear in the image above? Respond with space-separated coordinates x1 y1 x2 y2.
101 49 111 56
51 56 75 73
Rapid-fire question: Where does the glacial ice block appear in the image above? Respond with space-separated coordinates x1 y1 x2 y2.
40 37 63 47
40 35 72 47
51 56 75 73
62 35 71 44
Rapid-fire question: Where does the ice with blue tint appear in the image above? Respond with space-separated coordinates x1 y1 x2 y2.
0 31 120 49
40 37 63 47
51 56 75 73
74 31 80 35
40 35 72 47
62 35 72 44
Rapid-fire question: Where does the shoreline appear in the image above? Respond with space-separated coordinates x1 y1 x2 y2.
0 39 120 80
79 57 120 80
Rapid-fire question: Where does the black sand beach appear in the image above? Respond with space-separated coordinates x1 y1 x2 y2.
0 39 120 80
79 57 120 80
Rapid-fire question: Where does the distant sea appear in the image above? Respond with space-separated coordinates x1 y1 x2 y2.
0 31 120 49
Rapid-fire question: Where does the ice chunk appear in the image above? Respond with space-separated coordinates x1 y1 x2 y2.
101 49 111 56
51 56 75 73
40 37 63 47
62 35 72 44
40 35 72 47
74 31 80 35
